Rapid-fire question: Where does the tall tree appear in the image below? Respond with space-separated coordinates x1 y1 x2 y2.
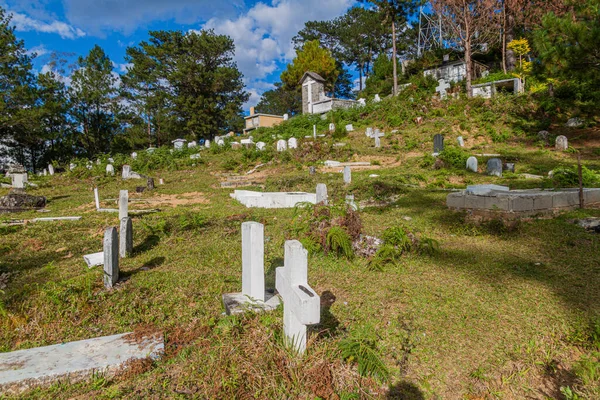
36 71 72 163
431 0 501 97
281 40 339 93
0 7 34 144
124 30 248 141
255 82 302 116
69 45 119 156
362 0 419 96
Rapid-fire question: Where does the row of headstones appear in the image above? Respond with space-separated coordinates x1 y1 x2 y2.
433 134 465 154
466 157 514 177
224 222 320 354
328 123 354 133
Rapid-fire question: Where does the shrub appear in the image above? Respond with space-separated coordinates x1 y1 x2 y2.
552 166 600 187
326 226 354 259
439 146 468 169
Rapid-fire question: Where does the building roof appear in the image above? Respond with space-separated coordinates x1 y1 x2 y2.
244 113 285 120
299 71 326 85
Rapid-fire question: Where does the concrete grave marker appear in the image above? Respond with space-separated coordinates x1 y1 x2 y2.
205 140 211 148
122 165 131 179
11 173 27 189
457 136 465 147
83 252 103 268
366 127 373 138
343 166 351 184
503 163 515 173
436 79 450 99
374 94 381 103
106 164 114 176
131 152 137 159
555 135 568 151
103 227 119 289
288 138 298 149
94 188 100 210
283 113 289 121
48 164 54 175
433 134 444 154
172 138 187 150
345 195 358 211
466 156 478 172
119 217 133 258
275 240 320 354
69 163 76 171
329 123 335 132
357 98 366 106
256 142 266 151
119 190 128 220
375 136 381 148
222 222 280 315
486 158 503 177
345 124 354 132
316 183 328 205
277 139 287 152
188 141 197 148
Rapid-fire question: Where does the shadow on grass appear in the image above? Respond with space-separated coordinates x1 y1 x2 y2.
122 256 166 279
133 234 160 255
318 290 341 337
386 381 425 399
265 256 283 290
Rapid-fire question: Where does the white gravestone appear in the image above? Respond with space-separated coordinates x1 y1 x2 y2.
466 156 478 172
106 164 115 176
357 98 366 106
119 217 133 258
256 142 266 151
555 135 568 151
366 127 373 138
457 136 465 147
375 136 381 148
316 184 328 205
205 140 211 148
343 166 351 184
329 123 335 132
288 138 298 149
69 163 76 171
188 141 197 148
172 139 187 150
131 152 137 159
119 190 128 220
436 79 450 99
222 222 280 315
277 140 287 152
159 178 164 185
94 188 100 210
43 169 47 176
122 165 131 179
313 125 317 139
374 94 381 103
11 173 27 189
345 124 354 132
283 114 289 121
48 164 54 176
103 227 119 289
275 240 320 354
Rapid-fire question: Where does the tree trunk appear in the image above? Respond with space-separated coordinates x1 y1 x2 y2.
465 37 473 98
392 20 398 96
359 63 363 92
506 14 516 71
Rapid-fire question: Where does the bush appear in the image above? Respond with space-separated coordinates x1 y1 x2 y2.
439 146 468 169
552 166 600 187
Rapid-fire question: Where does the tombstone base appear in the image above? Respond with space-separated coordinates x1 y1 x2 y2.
222 291 281 315
0 332 163 395
83 252 103 268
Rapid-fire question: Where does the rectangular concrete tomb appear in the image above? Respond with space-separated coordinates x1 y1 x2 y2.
231 190 316 209
0 333 163 395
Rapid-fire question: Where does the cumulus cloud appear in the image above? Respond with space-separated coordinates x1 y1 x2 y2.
61 0 245 36
10 11 85 39
201 0 354 109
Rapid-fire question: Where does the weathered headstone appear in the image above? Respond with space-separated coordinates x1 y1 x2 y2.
275 241 320 354
231 142 242 150
106 164 115 176
366 127 373 138
374 94 381 103
188 141 197 148
375 136 381 148
119 217 133 258
555 135 568 151
190 154 201 160
433 134 444 154
343 166 351 184
486 158 503 177
94 187 100 210
316 184 328 205
466 156 478 172
131 152 137 159
283 114 289 121
159 178 164 185
11 173 27 189
69 163 76 171
503 163 515 173
309 166 316 175
288 138 298 149
329 123 335 132
147 178 155 191
566 118 584 128
48 164 54 176
242 222 264 302
122 165 131 179
277 140 287 152
172 139 187 150
43 169 47 176
345 195 358 211
538 130 549 144
205 140 211 148
119 190 128 220
256 142 266 151
457 136 465 147
436 79 450 99
313 125 317 139
345 124 354 132
357 98 366 106
103 227 119 289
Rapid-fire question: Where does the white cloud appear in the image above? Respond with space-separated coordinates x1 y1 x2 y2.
26 44 49 58
40 63 72 86
201 0 354 110
10 11 86 39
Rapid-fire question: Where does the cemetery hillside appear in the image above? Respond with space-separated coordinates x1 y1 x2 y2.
1 0 600 398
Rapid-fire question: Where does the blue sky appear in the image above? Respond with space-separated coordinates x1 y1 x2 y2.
2 0 355 112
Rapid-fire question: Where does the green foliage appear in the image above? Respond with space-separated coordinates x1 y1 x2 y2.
573 352 600 386
560 386 582 400
552 166 600 188
255 82 302 116
280 40 339 93
418 237 440 255
439 146 468 169
473 71 514 85
382 226 411 252
326 226 354 259
338 325 390 381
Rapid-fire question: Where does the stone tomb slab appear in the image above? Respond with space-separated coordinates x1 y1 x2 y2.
222 291 281 315
0 333 163 394
231 190 316 209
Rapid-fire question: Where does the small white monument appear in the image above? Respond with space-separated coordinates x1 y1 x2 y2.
275 240 320 354
436 79 451 99
277 140 287 152
288 138 298 149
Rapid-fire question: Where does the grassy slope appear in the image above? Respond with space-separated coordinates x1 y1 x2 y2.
1 92 600 399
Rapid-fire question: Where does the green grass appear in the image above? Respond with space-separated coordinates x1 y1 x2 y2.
1 92 600 398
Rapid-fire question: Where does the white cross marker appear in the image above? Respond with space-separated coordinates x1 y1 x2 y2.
436 79 450 99
275 241 320 354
